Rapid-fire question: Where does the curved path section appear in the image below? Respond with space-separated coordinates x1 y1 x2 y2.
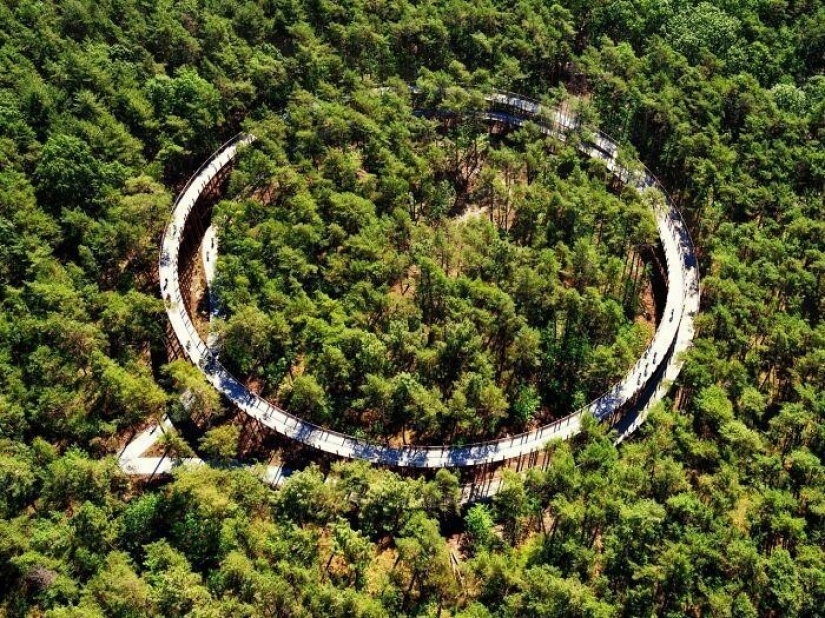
158 93 700 468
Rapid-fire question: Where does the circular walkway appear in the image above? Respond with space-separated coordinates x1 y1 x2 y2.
157 92 700 468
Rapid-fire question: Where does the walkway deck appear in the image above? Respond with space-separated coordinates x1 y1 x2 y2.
148 92 699 471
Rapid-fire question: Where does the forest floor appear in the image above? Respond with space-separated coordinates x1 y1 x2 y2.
454 203 487 224
638 278 658 330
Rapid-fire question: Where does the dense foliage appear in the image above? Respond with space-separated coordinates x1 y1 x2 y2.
0 0 822 617
213 92 657 443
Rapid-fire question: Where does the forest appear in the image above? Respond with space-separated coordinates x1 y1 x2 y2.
0 0 823 617
213 89 659 444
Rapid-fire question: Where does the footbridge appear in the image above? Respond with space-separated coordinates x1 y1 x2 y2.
151 91 700 470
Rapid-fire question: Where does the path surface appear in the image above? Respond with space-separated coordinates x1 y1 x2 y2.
117 415 289 486
141 92 699 475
